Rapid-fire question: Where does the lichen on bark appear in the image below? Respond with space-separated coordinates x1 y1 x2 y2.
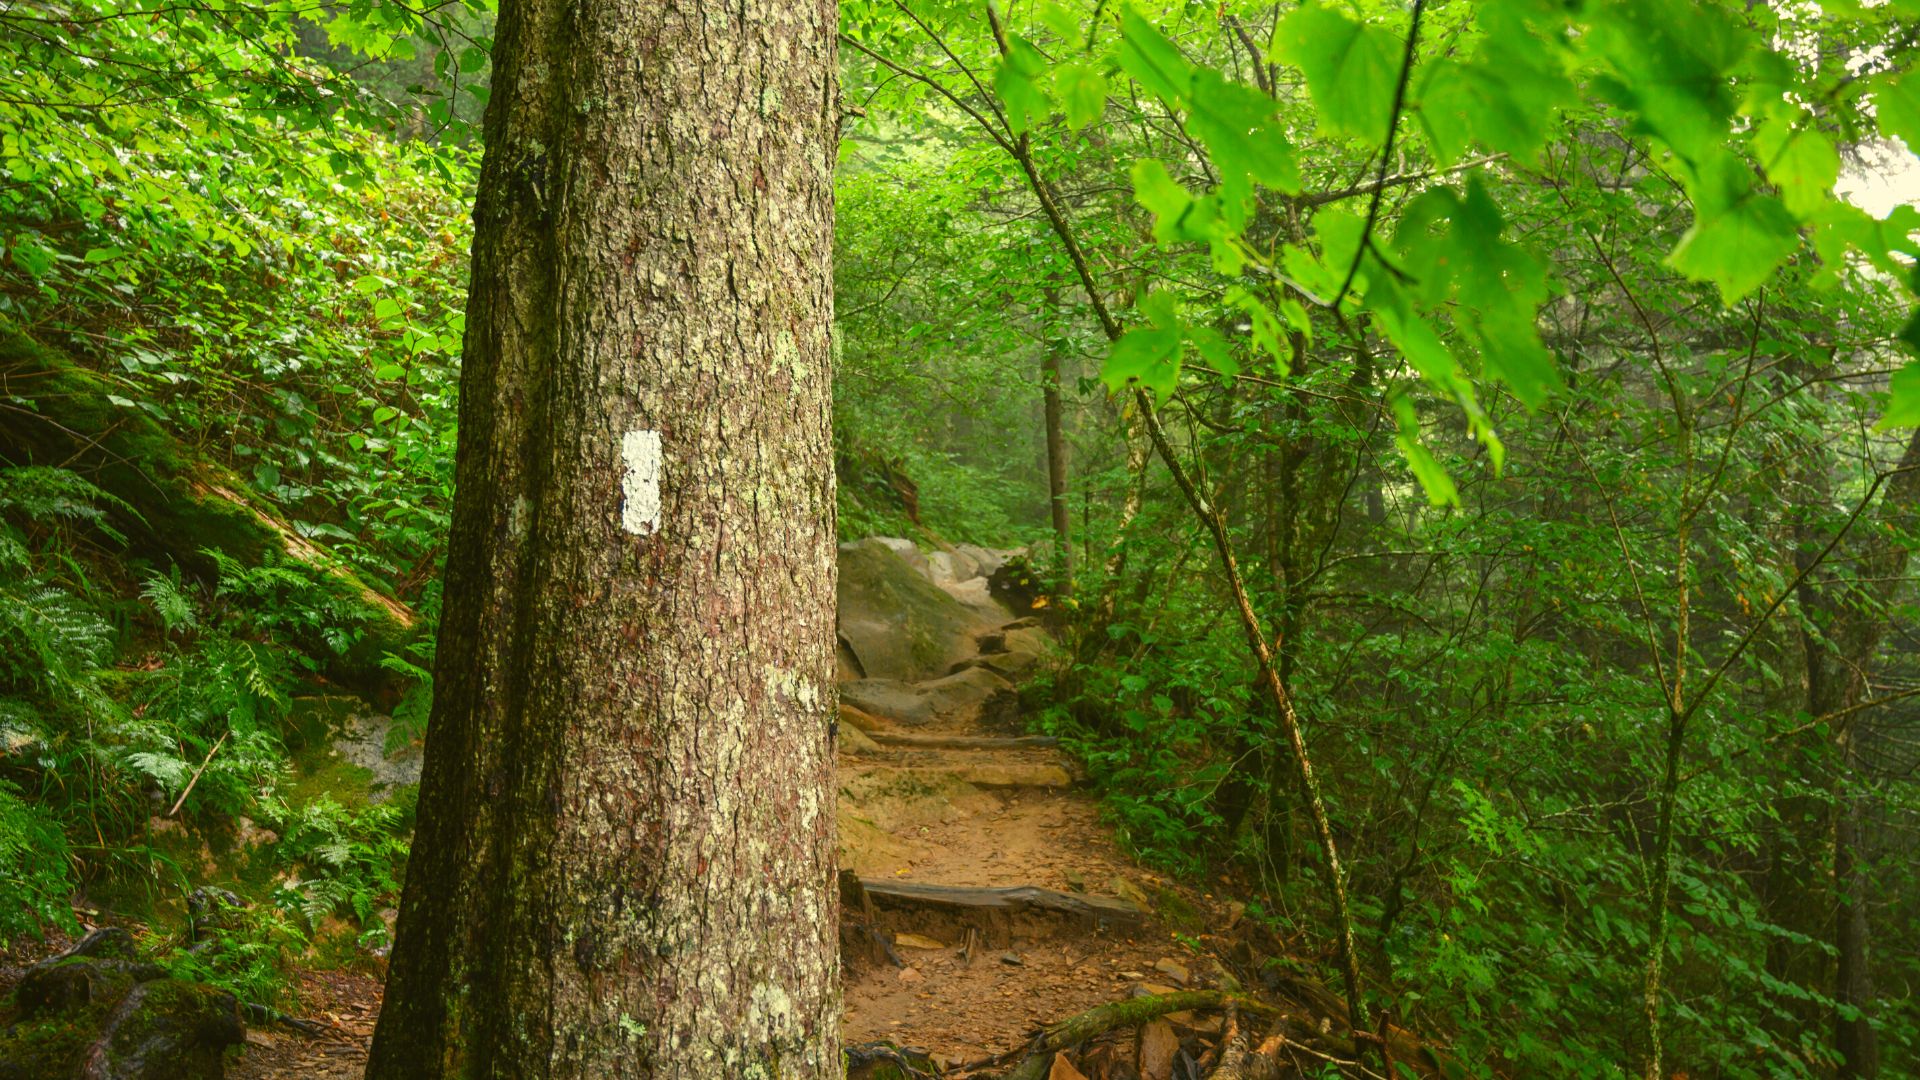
365 0 841 1076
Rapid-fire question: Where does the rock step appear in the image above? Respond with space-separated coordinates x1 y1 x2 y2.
841 758 1077 789
862 731 1059 751
841 873 1146 954
857 879 1144 924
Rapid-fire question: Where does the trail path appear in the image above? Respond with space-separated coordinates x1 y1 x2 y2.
833 538 1225 1070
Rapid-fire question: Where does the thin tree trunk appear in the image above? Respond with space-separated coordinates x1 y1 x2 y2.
1041 294 1073 589
366 1 841 1076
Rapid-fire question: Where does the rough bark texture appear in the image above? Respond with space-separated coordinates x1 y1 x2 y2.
365 1 840 1076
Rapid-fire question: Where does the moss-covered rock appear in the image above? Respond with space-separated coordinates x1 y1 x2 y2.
2 928 245 1079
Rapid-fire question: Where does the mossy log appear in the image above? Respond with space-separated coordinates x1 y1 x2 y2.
1000 991 1276 1080
0 329 418 697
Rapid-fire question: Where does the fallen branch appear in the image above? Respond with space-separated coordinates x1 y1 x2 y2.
999 991 1277 1080
167 730 228 817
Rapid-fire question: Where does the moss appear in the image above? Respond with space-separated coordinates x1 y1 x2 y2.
284 743 379 809
0 1014 90 1079
0 326 420 697
1152 887 1207 933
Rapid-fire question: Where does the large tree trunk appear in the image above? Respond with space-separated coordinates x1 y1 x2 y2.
365 0 841 1076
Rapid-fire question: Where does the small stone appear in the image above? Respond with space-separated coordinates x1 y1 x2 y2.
897 967 921 984
1137 1019 1179 1080
1153 958 1191 986
1108 874 1151 907
999 951 1023 965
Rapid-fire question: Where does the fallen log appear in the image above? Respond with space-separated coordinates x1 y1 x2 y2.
997 991 1278 1080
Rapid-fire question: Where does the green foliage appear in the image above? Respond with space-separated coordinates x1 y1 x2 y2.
0 780 78 949
260 794 411 930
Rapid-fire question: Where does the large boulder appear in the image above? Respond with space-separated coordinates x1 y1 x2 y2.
1 929 245 1080
839 667 1019 731
837 538 987 682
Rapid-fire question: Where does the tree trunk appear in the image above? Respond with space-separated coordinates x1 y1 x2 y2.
1040 288 1072 589
366 1 841 1076
1786 426 1920 1079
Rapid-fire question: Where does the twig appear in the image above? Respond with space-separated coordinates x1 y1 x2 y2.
168 730 229 817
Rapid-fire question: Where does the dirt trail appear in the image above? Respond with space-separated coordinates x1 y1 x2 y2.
833 542 1231 1070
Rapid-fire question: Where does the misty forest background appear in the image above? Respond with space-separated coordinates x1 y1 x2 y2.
3 0 1920 1075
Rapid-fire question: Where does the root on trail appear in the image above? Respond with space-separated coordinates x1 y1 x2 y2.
955 988 1438 1080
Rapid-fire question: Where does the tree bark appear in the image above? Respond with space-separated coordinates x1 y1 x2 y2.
366 1 841 1076
1040 287 1072 589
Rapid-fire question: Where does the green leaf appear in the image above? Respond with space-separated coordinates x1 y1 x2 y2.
1103 325 1182 401
1055 61 1107 129
1274 4 1400 142
1117 8 1192 107
1416 60 1475 166
1667 151 1798 304
1586 0 1744 163
1038 1 1082 44
994 35 1052 136
1753 112 1838 218
9 237 55 278
1877 362 1920 429
1185 68 1301 200
1103 291 1184 401
1131 160 1215 245
1393 397 1459 506
1875 70 1920 150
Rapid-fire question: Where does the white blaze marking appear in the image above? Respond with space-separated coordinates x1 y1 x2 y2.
620 429 662 536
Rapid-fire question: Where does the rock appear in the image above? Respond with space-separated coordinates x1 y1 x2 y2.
938 575 1007 620
1063 869 1086 893
1153 958 1191 986
868 536 930 578
998 951 1023 965
1223 900 1246 929
232 817 277 849
838 538 987 683
924 550 979 587
837 721 882 756
955 543 1015 579
1108 874 1152 908
14 930 165 1014
1047 1053 1090 1080
840 667 1018 730
1 930 244 1080
896 966 922 984
90 978 246 1079
1136 1019 1180 1080
1129 982 1180 998
892 932 945 950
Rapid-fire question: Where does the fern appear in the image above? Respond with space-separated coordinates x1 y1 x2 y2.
0 780 78 948
141 568 199 633
0 466 134 545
